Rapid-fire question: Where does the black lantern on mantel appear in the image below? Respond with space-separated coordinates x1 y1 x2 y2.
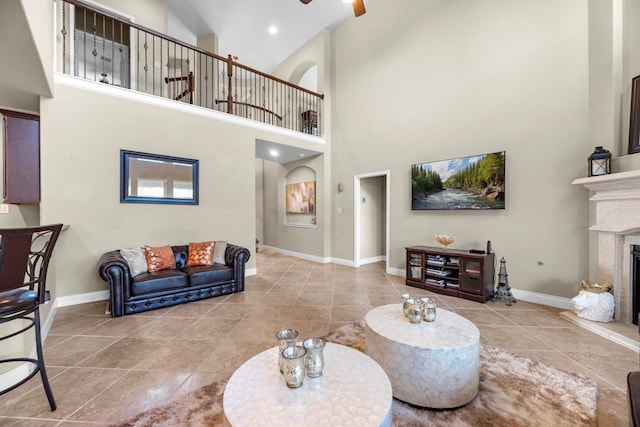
588 146 611 177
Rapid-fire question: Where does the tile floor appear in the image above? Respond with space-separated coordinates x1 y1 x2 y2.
0 249 637 426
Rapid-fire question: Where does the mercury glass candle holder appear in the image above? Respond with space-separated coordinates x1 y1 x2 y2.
406 298 423 324
401 293 411 317
282 345 307 388
276 329 299 374
421 297 437 322
303 337 325 378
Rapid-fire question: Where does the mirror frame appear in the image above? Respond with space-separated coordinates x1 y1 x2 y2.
120 149 199 205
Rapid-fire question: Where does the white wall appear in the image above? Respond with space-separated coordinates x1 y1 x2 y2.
255 159 264 247
39 79 324 298
331 0 591 298
0 0 52 111
97 0 167 31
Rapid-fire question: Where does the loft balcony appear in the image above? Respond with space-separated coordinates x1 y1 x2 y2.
55 0 324 137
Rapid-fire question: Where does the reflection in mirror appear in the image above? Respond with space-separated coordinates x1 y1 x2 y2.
120 150 199 205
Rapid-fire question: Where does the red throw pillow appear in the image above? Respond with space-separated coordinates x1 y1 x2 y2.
145 245 176 272
186 241 215 267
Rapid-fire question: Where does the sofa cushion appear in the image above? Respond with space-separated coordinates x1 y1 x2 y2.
119 247 148 276
183 264 234 287
131 270 189 296
186 241 215 267
145 245 176 272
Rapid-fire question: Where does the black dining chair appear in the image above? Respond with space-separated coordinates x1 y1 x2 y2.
0 223 63 411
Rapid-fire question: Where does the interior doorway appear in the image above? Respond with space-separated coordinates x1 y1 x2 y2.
353 170 390 270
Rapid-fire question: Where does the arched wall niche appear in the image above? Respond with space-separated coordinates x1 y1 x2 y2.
289 60 318 92
284 166 317 226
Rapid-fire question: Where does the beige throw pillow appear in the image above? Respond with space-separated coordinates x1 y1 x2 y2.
213 240 227 264
119 247 148 276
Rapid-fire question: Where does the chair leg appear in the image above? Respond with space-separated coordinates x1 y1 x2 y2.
34 307 56 411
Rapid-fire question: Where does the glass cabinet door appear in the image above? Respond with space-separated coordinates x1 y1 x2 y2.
407 252 423 281
459 259 482 294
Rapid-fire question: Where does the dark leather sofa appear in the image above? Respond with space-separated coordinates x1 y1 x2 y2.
629 371 640 426
98 243 250 317
629 322 640 427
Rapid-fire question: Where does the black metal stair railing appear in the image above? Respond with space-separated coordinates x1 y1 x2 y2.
56 0 323 136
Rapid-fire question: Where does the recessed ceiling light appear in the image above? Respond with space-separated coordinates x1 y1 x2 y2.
269 149 279 157
268 26 278 35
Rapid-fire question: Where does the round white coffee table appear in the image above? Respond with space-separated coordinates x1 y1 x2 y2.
365 303 479 408
223 342 393 426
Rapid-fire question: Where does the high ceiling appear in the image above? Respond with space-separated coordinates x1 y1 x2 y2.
167 0 357 73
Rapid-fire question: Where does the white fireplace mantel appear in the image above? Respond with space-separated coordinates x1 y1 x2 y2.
572 170 640 323
572 169 640 193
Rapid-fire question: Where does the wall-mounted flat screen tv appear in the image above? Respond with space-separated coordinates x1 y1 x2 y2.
411 151 505 210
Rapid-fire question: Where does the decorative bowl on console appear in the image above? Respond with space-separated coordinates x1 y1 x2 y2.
435 234 456 248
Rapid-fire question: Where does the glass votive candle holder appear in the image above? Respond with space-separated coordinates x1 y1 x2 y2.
282 345 307 388
401 293 411 317
406 298 422 324
303 337 325 378
276 329 299 374
421 297 437 322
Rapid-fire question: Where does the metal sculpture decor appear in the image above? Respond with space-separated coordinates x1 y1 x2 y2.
493 257 516 306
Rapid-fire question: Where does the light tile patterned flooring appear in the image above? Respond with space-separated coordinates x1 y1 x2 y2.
0 249 637 426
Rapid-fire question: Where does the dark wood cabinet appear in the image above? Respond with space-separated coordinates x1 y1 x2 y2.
406 246 495 303
1 110 40 204
301 110 318 135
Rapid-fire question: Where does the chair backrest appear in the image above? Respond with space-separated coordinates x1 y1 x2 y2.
0 224 63 303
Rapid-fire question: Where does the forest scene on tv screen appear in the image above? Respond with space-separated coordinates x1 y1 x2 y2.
412 151 505 210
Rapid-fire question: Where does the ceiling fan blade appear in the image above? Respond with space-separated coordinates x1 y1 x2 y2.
353 0 366 17
300 0 312 4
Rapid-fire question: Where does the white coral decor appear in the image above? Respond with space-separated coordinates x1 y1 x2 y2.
571 290 614 323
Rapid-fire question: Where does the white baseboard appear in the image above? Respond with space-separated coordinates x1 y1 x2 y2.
0 362 34 395
359 255 386 265
387 266 404 277
246 267 257 277
41 301 58 339
509 288 574 310
330 257 356 267
261 245 332 264
55 290 109 307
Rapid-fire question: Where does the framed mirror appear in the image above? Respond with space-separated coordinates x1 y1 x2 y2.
120 150 199 205
629 74 640 154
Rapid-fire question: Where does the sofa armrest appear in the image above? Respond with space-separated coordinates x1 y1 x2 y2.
225 243 251 292
98 250 132 317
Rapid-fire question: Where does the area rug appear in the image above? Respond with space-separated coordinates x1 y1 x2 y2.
113 319 597 427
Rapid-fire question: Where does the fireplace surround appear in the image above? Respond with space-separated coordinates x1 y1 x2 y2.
573 170 640 324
